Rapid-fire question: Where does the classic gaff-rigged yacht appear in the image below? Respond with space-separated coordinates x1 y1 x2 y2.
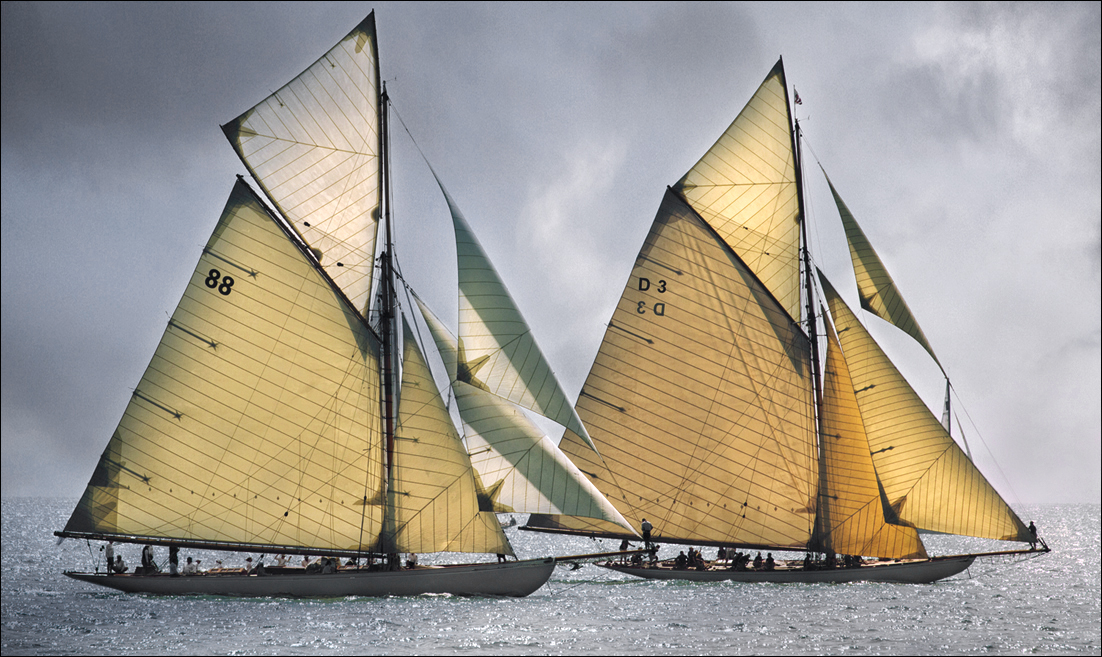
57 12 633 598
523 59 1049 584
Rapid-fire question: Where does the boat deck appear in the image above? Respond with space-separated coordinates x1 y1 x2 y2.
600 555 977 584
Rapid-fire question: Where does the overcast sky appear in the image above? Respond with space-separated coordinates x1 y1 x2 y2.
2 2 1099 507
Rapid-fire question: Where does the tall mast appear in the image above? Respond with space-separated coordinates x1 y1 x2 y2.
794 118 828 553
379 82 399 560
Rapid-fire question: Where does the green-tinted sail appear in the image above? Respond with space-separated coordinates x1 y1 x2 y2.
823 170 941 370
432 175 599 454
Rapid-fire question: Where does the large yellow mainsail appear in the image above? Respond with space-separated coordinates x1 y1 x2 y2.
823 171 942 370
532 188 817 550
673 59 801 322
819 273 1030 542
222 14 382 316
814 313 927 559
385 322 512 556
63 179 385 553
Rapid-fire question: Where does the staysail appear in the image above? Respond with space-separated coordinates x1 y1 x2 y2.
223 14 382 316
819 272 1030 542
529 188 817 550
432 176 600 454
63 179 385 554
384 320 512 556
823 171 941 370
812 311 927 560
416 298 633 530
673 59 802 322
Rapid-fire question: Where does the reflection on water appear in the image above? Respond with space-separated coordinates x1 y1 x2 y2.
2 499 1098 655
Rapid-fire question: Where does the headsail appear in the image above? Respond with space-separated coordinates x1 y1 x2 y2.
416 298 634 531
819 272 1030 542
431 175 600 454
673 59 802 322
223 14 382 316
384 320 512 556
823 171 942 370
62 179 385 554
813 310 927 560
531 188 817 550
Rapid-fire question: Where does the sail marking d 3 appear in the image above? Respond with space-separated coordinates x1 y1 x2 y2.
63 179 386 553
823 171 942 371
819 272 1030 542
223 14 382 317
673 59 802 322
417 298 633 532
536 188 817 550
431 176 600 455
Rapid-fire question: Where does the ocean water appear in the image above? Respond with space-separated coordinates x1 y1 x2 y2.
2 499 1098 656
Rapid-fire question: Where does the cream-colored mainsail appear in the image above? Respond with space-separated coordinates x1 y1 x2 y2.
530 188 817 549
819 273 1030 542
415 298 633 529
813 312 927 560
222 14 381 315
823 171 941 370
63 179 385 553
434 177 600 454
673 59 802 322
385 320 512 556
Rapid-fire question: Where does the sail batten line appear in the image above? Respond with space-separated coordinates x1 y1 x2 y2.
223 15 381 315
669 187 806 334
820 271 1028 542
541 192 815 545
62 181 384 552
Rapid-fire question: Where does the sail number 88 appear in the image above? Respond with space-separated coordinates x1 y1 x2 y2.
204 269 234 296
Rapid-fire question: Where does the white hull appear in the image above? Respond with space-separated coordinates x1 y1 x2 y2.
66 558 555 597
601 555 976 584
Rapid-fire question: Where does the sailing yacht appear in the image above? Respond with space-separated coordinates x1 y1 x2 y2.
523 59 1049 584
55 13 631 598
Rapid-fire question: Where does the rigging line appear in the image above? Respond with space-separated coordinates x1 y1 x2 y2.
945 381 1027 514
393 95 618 473
388 101 435 172
189 282 375 543
258 345 379 544
399 281 453 395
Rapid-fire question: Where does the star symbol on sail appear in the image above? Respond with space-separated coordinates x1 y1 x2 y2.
456 343 492 392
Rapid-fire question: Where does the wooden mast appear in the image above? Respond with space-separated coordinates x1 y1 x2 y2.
794 116 829 556
379 82 399 564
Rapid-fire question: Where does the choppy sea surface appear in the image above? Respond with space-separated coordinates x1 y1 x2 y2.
2 499 1098 655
